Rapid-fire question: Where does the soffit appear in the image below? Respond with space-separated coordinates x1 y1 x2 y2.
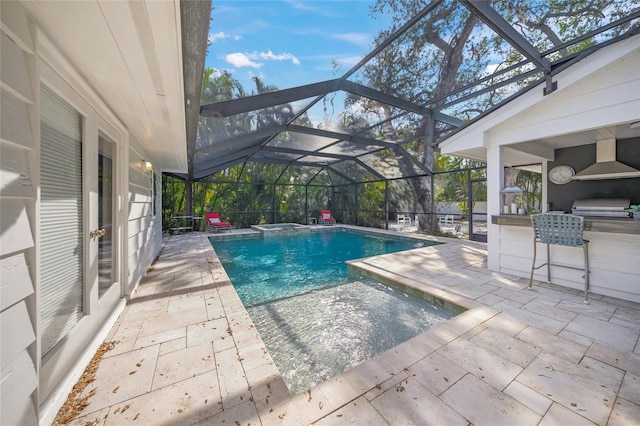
22 0 187 171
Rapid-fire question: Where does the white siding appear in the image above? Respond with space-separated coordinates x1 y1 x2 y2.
488 46 640 146
498 225 640 303
0 252 34 311
0 3 38 422
1 351 38 425
126 144 162 295
1 3 163 422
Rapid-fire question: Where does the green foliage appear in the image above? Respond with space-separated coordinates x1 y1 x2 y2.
515 169 542 213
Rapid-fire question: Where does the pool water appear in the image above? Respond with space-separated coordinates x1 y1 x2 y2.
248 280 460 394
211 229 434 307
209 229 457 394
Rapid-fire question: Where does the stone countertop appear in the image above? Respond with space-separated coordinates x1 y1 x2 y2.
491 214 640 234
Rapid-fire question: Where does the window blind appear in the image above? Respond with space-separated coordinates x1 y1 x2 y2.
40 85 84 357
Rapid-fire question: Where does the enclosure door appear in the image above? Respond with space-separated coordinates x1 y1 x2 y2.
469 179 488 242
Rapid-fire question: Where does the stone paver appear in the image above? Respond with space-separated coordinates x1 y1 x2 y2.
62 229 640 425
440 374 541 426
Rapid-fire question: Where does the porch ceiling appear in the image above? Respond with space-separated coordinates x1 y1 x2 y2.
21 0 209 173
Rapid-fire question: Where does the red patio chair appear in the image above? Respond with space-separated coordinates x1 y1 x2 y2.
205 212 232 232
320 210 336 225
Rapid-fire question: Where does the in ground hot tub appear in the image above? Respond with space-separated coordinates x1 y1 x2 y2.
250 223 309 235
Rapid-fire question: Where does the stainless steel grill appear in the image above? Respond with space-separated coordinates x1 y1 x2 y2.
572 198 631 218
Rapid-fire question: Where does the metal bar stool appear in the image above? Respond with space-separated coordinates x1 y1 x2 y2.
529 213 590 304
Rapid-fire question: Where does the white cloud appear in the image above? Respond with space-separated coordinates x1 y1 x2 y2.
260 50 301 65
225 50 301 68
226 53 262 68
285 0 344 18
208 31 240 43
332 33 371 48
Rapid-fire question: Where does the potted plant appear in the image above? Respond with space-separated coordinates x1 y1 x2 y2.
627 204 640 221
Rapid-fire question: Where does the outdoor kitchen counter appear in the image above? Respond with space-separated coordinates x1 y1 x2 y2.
492 215 640 234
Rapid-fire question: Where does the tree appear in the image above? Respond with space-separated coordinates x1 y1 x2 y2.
345 0 637 231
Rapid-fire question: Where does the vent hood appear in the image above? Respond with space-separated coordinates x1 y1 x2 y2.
572 139 640 180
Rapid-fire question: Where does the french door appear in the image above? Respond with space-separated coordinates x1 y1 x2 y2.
39 78 122 401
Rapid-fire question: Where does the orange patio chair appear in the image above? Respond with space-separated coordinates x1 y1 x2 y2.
320 210 336 225
205 212 232 232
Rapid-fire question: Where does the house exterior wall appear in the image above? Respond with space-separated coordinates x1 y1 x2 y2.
1 4 40 423
127 143 163 295
1 2 163 423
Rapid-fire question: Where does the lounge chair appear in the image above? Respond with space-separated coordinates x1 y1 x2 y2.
397 214 411 227
205 212 232 232
320 210 336 225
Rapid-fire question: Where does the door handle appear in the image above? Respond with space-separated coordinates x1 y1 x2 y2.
90 228 106 239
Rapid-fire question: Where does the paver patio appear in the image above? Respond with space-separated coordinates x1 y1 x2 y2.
66 227 640 425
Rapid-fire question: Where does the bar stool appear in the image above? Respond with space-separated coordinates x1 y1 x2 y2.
529 213 590 304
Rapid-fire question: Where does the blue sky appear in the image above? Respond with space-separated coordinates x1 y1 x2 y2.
205 1 389 93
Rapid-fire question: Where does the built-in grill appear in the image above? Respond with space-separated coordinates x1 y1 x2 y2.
572 198 631 218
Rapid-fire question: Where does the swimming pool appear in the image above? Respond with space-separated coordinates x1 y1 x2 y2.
209 229 459 393
211 229 434 306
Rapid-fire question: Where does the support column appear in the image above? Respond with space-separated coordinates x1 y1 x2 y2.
486 142 504 271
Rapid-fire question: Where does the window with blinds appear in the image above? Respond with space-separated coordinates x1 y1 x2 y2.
40 85 84 357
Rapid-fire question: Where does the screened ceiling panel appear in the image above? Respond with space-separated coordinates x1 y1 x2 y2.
331 159 379 182
250 151 303 161
490 2 640 59
325 168 353 186
296 155 341 165
318 141 382 157
274 165 323 185
195 0 640 183
197 96 319 152
359 149 428 180
266 131 337 152
309 169 334 186
345 1 536 121
237 162 289 183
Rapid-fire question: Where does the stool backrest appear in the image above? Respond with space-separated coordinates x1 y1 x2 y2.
530 213 584 247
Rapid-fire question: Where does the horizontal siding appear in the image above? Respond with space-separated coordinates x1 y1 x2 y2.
1 301 35 370
1 350 38 425
0 32 33 103
0 15 38 425
129 165 151 188
0 252 34 311
129 201 151 221
0 1 35 54
488 40 640 146
1 89 35 148
0 181 34 260
129 214 151 236
1 140 35 198
498 225 640 302
127 145 160 293
129 186 152 202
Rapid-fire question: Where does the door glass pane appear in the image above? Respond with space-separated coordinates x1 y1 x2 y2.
98 136 115 297
40 85 84 357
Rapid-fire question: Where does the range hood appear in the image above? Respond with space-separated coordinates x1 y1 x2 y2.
572 138 640 180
